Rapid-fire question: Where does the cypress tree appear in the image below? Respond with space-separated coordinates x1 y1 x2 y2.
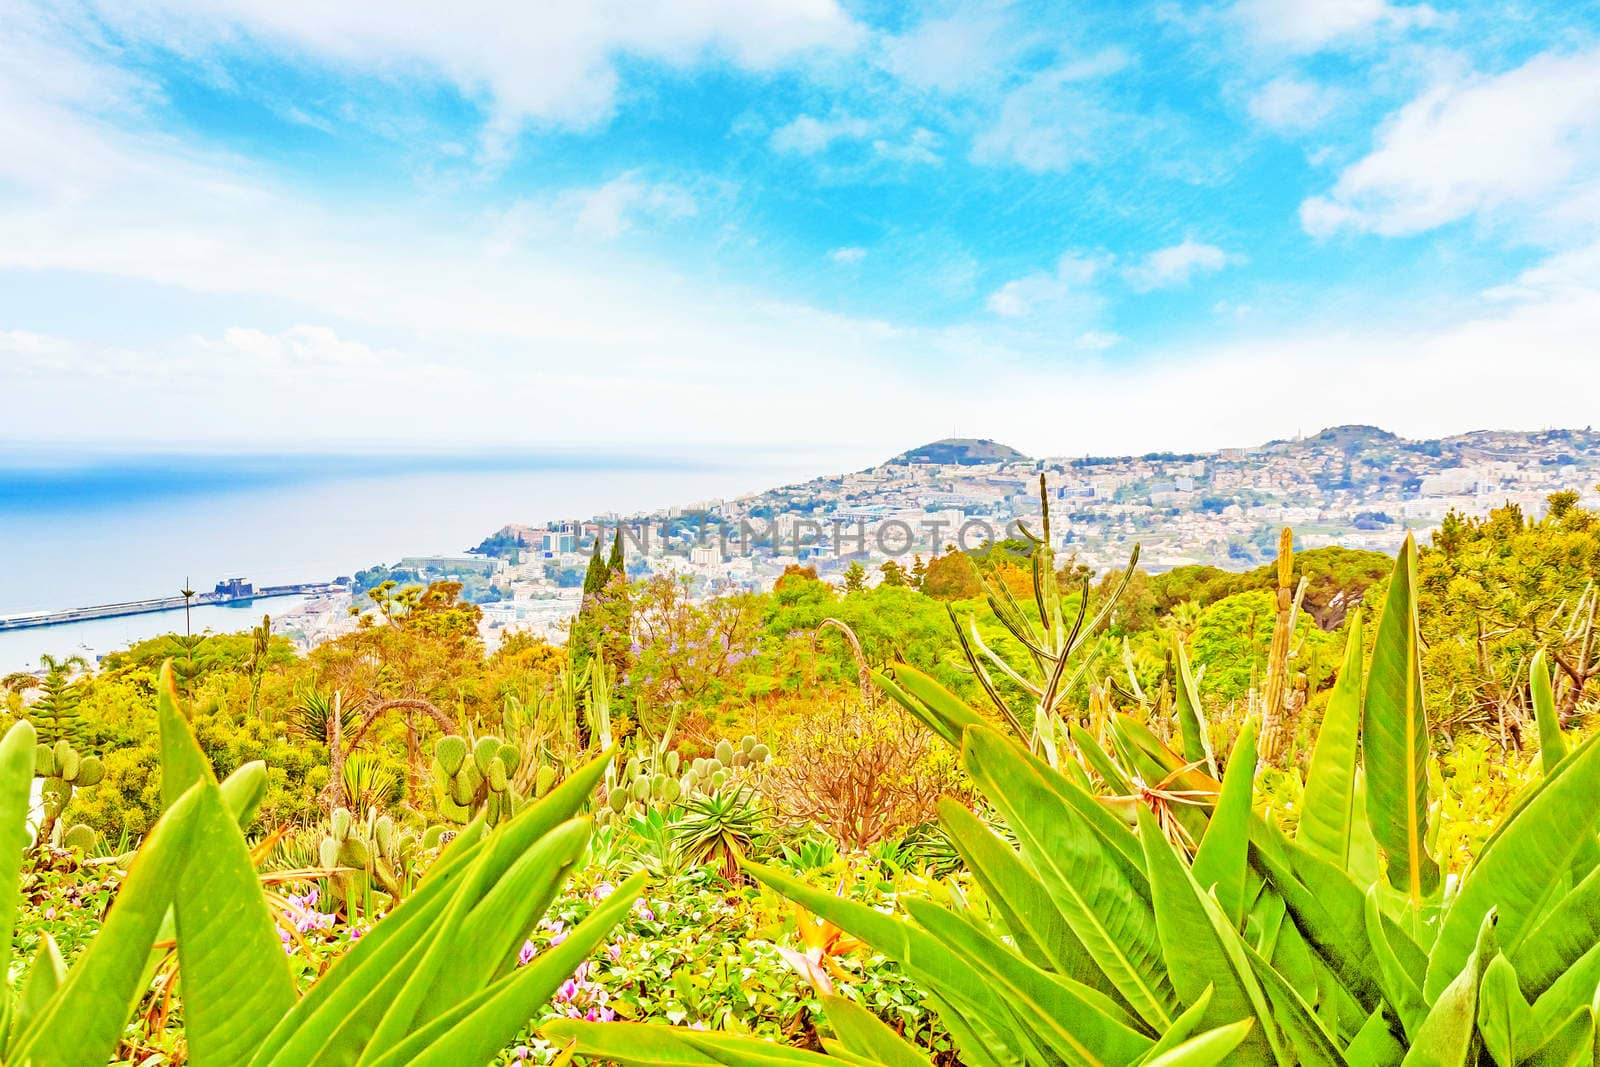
581 535 609 596
607 526 625 582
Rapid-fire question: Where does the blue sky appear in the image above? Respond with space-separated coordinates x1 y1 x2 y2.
2 0 1598 458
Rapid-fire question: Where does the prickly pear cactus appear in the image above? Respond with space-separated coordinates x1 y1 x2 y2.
320 806 424 903
32 738 102 842
429 733 523 826
595 732 770 827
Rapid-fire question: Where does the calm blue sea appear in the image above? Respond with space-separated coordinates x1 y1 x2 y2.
0 448 832 673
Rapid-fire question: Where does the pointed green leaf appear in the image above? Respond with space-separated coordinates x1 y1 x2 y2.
1362 535 1440 903
1477 953 1534 1067
965 726 1178 1030
0 719 38 997
1426 731 1600 1001
1522 1005 1595 1067
13 783 203 1066
1143 1019 1254 1067
1298 613 1364 868
542 1019 839 1065
1364 887 1427 1039
1513 864 1600 998
1138 806 1277 1062
1532 650 1569 776
1345 1008 1407 1067
12 933 67 1041
820 994 933 1067
1173 637 1217 777
155 659 215 808
1403 910 1496 1067
1192 719 1256 930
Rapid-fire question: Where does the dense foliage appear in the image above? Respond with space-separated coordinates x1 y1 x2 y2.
2 488 1597 1063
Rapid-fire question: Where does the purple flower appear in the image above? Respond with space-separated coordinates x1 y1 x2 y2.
518 940 536 966
589 882 616 902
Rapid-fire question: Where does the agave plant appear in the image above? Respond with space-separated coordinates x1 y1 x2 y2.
671 787 766 881
551 534 1600 1063
0 660 643 1065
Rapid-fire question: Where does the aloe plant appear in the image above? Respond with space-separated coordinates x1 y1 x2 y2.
0 661 642 1065
552 535 1600 1064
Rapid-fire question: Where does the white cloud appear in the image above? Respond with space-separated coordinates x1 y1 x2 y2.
1075 331 1123 351
879 5 1020 93
1248 76 1340 132
874 127 943 165
829 246 867 264
60 0 864 159
970 55 1128 173
770 112 877 155
1122 241 1241 290
1231 0 1442 52
1302 49 1600 238
987 253 1109 317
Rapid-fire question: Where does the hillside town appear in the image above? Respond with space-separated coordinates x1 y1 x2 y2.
275 425 1600 651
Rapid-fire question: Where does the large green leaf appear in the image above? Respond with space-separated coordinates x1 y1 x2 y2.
1362 535 1440 903
155 665 296 1063
1192 719 1256 930
12 782 203 1065
1513 864 1600 997
1403 911 1496 1067
253 749 614 1064
876 663 986 749
964 726 1178 1030
1531 650 1568 777
543 1019 842 1065
1298 613 1364 869
370 874 646 1066
1239 941 1348 1067
1425 731 1600 1001
1143 1019 1254 1067
0 719 37 1011
1477 954 1535 1067
1172 636 1217 777
820 994 934 1067
938 798 1112 998
1139 806 1277 1062
903 896 1153 1065
1364 888 1427 1040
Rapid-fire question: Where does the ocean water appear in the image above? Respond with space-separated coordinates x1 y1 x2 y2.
0 448 834 672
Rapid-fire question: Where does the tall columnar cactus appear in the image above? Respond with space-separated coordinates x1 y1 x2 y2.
429 733 523 826
33 737 104 843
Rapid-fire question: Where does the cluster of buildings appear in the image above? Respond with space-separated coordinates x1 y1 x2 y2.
284 426 1600 651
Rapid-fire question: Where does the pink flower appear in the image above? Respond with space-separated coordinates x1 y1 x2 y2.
518 940 536 966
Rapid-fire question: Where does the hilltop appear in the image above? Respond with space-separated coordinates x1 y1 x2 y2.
887 438 1029 466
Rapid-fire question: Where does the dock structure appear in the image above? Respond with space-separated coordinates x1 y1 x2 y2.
0 581 348 632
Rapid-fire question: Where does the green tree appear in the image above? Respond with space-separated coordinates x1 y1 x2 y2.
581 536 609 596
842 561 866 593
878 560 908 587
29 653 90 749
607 526 625 580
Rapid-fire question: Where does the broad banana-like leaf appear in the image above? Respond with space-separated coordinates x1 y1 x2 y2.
1298 613 1364 868
1403 911 1496 1067
1143 1019 1255 1067
1362 535 1440 903
1532 942 1600 1039
1425 732 1600 1000
903 897 1153 1064
0 719 37 1008
1137 987 1217 1062
965 726 1178 1030
543 1019 845 1064
1238 941 1347 1067
1477 954 1534 1067
219 759 270 828
1532 650 1568 777
11 934 66 1041
371 874 645 1067
746 859 1083 1064
1138 806 1278 1062
11 781 203 1065
820 994 934 1067
1521 1004 1595 1067
875 664 985 749
1173 636 1217 778
1364 888 1427 1040
253 749 614 1064
1192 719 1256 930
1345 1008 1407 1067
1513 864 1600 997
155 664 296 1063
938 798 1112 997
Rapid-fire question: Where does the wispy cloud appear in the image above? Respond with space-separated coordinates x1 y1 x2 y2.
1122 241 1243 291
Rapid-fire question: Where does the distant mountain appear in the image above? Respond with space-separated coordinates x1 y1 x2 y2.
1263 425 1400 451
888 438 1030 466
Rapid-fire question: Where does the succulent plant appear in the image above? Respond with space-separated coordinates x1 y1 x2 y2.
429 733 523 827
595 733 771 828
31 736 103 843
319 805 423 903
